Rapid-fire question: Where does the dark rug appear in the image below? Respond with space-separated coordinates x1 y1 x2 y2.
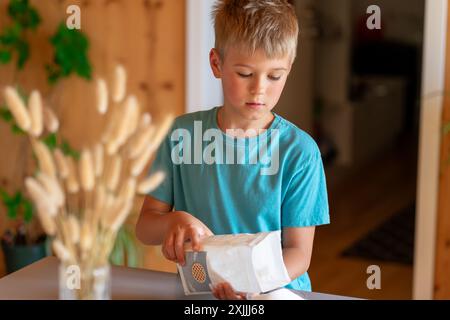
341 204 416 265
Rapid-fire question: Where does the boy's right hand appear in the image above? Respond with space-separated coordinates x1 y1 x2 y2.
162 211 213 266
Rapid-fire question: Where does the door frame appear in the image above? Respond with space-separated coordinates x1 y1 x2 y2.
413 0 447 300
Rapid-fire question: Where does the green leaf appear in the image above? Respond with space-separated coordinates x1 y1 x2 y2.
8 0 41 30
110 231 125 266
124 232 139 268
12 191 22 206
0 188 10 203
0 23 22 46
61 139 80 160
0 50 12 64
7 205 17 219
11 123 26 135
45 64 61 84
15 39 29 69
43 133 58 150
0 107 13 122
22 200 33 223
47 23 92 83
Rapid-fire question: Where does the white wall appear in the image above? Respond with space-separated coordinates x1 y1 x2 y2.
315 0 353 165
186 0 223 114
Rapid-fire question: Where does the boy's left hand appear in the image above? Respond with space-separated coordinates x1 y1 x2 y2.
211 282 247 300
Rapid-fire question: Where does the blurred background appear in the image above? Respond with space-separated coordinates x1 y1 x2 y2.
0 0 449 300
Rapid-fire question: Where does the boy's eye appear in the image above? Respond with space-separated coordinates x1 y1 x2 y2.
237 72 252 78
269 75 281 81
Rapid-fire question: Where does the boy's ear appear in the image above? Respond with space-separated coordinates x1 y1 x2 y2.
209 48 222 78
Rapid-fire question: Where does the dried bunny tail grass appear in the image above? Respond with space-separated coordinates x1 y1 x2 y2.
80 221 93 253
93 144 104 177
118 177 136 201
36 173 65 209
91 185 106 226
25 177 57 235
67 214 80 244
32 140 56 178
130 144 152 177
112 64 127 103
28 90 43 137
96 78 108 114
100 193 117 229
53 239 72 263
137 171 165 194
140 112 152 128
151 114 174 150
128 125 155 159
43 106 59 133
125 97 140 140
109 198 133 232
66 157 80 194
105 155 122 192
105 140 118 156
53 149 69 179
3 86 31 131
79 148 95 192
130 143 153 177
102 107 121 151
108 95 139 154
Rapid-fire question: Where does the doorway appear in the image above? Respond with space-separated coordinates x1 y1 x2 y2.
275 0 427 299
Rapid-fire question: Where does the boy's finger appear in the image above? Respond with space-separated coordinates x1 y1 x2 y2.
190 229 200 251
223 282 244 300
163 233 176 261
222 282 237 300
174 228 187 265
203 225 214 237
216 283 226 300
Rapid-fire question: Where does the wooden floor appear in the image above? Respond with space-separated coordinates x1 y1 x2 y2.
309 134 417 300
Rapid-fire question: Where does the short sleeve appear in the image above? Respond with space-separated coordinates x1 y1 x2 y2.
281 153 330 227
147 134 174 206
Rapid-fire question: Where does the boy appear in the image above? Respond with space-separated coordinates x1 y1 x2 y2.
136 0 329 300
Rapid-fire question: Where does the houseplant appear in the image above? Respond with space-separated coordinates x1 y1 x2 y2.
0 187 49 273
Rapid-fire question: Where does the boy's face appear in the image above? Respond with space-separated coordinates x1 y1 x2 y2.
210 47 292 124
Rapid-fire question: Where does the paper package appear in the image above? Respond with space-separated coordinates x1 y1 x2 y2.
177 230 291 295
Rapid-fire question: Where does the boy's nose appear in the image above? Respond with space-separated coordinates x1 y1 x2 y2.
249 78 266 95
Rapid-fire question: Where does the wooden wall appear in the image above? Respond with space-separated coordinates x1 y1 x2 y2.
0 0 184 276
434 1 450 299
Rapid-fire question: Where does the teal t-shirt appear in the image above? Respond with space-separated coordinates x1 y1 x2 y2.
148 106 330 292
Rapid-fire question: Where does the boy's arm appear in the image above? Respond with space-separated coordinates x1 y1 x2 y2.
282 226 315 281
135 195 174 246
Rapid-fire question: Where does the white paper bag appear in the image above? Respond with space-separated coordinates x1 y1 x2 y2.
178 230 291 295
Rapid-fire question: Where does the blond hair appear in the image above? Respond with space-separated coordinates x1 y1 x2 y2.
212 0 299 62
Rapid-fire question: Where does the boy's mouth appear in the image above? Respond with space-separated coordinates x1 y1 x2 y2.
245 102 265 109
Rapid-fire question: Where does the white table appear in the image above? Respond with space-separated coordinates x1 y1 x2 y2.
0 257 356 300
